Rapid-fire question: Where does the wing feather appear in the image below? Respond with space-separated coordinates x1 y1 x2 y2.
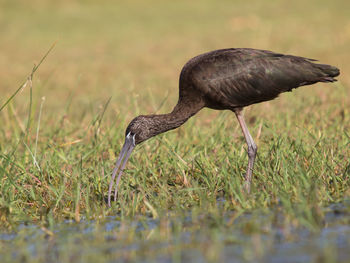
180 48 337 109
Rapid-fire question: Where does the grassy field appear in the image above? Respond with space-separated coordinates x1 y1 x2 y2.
0 0 350 262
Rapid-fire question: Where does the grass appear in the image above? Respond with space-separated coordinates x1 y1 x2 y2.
0 0 350 261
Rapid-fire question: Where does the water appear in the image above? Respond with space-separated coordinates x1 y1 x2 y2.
1 202 349 263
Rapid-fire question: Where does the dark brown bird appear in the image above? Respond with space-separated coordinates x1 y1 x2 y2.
108 48 339 207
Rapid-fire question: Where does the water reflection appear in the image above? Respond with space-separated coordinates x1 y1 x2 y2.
1 202 349 263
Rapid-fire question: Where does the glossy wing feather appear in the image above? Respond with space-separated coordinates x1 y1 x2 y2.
180 48 339 110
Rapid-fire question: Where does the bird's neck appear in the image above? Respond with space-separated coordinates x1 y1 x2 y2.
147 98 204 138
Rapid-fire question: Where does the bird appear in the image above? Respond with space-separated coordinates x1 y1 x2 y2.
107 48 340 207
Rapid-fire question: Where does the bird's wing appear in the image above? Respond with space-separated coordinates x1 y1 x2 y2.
186 49 337 109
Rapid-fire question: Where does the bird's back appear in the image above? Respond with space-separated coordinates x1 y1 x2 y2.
179 48 339 110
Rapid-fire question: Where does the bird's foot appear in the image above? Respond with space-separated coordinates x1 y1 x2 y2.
241 172 251 194
243 180 251 194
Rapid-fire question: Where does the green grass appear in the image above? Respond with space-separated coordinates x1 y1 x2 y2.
0 0 350 261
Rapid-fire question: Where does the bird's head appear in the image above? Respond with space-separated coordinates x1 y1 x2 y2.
107 115 155 206
125 115 155 145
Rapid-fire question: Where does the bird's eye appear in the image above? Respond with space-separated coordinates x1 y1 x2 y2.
125 127 133 137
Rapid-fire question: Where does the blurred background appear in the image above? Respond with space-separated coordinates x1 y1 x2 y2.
0 0 348 123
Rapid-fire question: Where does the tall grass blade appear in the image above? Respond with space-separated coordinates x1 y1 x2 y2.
0 43 56 113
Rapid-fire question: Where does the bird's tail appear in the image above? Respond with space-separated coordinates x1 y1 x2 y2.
315 63 340 82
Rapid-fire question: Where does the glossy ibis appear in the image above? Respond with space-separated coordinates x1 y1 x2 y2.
108 48 339 207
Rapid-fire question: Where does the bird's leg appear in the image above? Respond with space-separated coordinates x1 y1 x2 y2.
234 108 257 193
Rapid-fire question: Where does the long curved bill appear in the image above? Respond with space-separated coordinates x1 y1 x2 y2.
108 132 135 207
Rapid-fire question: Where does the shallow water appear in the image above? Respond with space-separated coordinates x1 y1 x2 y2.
1 202 350 263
